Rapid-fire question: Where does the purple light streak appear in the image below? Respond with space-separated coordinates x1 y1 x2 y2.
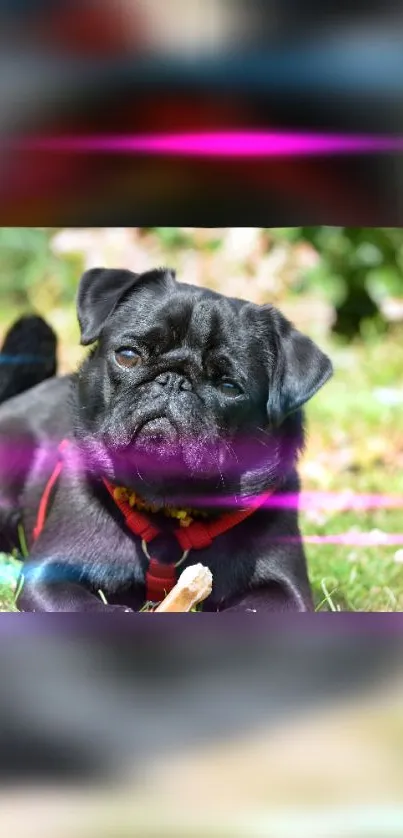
1 441 403 509
11 131 403 157
2 439 403 549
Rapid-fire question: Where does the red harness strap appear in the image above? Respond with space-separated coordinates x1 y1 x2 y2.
101 478 271 551
102 479 273 603
33 440 273 604
175 507 266 551
32 439 70 541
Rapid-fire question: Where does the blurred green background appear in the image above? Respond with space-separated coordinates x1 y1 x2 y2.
1 226 403 611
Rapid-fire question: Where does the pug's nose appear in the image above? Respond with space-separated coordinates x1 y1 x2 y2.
155 372 192 392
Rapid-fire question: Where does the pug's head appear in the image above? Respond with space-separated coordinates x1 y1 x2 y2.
74 267 332 504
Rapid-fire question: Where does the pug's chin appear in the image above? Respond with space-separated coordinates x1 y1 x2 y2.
106 436 221 504
135 417 178 449
134 437 181 463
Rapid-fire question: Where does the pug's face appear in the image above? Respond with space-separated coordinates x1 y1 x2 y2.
74 268 332 503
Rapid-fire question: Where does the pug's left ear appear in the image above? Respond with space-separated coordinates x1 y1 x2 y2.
77 267 175 345
267 311 333 426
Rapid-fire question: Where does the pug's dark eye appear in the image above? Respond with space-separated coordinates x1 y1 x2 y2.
216 379 242 397
115 348 141 369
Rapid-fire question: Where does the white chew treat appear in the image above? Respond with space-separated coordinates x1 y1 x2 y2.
154 563 213 612
178 563 213 596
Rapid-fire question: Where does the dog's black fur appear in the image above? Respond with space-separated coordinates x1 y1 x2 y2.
0 314 57 403
0 268 333 612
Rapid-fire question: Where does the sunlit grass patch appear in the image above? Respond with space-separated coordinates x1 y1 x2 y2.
0 553 21 612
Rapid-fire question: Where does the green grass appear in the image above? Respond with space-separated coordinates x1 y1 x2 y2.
305 333 403 611
1 332 402 612
0 553 21 612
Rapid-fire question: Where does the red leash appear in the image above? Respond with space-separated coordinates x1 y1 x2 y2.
33 440 273 604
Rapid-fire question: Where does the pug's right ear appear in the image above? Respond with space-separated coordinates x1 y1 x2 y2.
77 267 175 345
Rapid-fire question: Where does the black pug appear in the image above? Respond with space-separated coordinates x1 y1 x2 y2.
0 267 333 612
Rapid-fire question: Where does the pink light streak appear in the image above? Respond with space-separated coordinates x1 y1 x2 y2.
293 533 403 547
265 491 403 511
12 131 403 157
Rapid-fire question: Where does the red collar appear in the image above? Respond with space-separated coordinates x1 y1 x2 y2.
33 440 273 605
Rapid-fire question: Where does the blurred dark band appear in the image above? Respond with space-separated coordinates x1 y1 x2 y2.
0 616 402 785
1 1 403 224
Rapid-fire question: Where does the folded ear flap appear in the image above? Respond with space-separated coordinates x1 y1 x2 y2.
77 267 175 345
77 268 140 345
267 313 333 426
